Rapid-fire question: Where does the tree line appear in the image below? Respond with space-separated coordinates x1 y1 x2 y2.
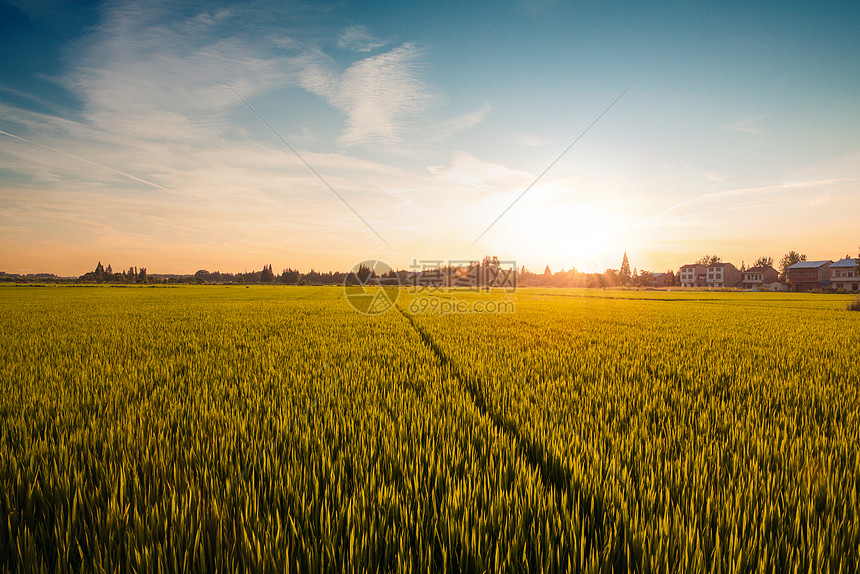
78 262 148 284
5 248 858 287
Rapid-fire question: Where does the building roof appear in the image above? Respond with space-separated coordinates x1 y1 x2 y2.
829 258 858 268
744 266 773 274
787 260 831 269
679 263 704 268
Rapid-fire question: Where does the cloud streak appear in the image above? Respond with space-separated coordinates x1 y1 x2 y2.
428 151 532 190
651 178 857 222
430 104 493 142
336 25 387 52
0 128 167 190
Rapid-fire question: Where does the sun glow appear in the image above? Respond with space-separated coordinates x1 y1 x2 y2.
494 193 628 274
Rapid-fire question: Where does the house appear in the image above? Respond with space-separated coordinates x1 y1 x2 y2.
706 262 742 288
766 282 788 292
786 260 832 292
678 264 706 287
829 258 860 291
742 266 779 290
638 272 671 287
651 272 668 287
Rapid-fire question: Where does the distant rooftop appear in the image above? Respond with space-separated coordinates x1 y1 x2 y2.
829 258 858 268
787 260 831 269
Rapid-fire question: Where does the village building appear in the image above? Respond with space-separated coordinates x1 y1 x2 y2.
786 260 832 292
742 266 779 290
706 262 742 288
829 258 859 291
678 264 706 287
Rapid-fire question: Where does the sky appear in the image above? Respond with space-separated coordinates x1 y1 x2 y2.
1 0 859 276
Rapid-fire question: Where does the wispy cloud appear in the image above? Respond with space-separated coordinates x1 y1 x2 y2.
62 5 286 145
0 86 70 115
521 133 550 147
651 178 857 222
0 128 166 190
296 43 437 147
0 2 423 271
700 170 727 182
336 25 387 53
431 104 492 141
428 151 533 190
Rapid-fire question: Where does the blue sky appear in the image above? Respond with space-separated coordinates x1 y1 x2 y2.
1 0 858 275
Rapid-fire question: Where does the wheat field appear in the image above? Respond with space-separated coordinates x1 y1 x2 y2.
1 285 858 572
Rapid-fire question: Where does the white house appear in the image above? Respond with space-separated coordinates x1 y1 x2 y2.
706 262 742 288
829 258 859 291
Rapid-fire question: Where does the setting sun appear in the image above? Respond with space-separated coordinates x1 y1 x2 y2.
488 193 628 274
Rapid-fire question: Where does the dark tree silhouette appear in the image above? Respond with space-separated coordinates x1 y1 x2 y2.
354 264 372 284
779 251 807 280
620 252 631 284
695 254 722 266
753 256 774 268
260 264 275 283
278 268 301 284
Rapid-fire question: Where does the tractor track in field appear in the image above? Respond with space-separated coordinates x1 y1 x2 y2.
395 305 577 497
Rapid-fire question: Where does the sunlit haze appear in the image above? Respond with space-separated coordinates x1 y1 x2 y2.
1 0 858 276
